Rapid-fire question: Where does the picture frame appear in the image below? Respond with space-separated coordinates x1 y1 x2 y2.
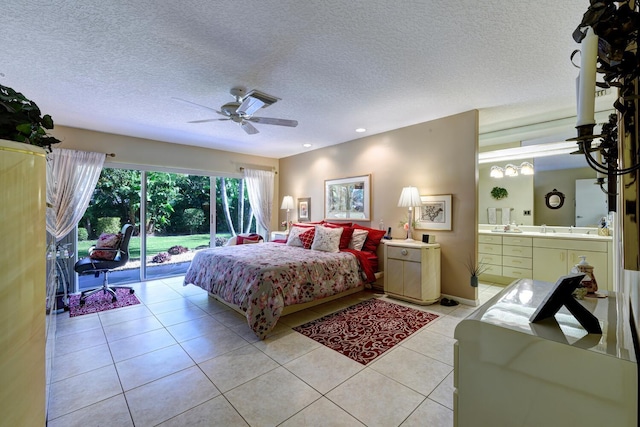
415 194 452 230
324 174 371 221
297 197 310 222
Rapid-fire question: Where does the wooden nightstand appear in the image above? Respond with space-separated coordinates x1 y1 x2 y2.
383 240 441 305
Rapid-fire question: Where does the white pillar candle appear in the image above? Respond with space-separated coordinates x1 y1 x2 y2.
577 26 598 127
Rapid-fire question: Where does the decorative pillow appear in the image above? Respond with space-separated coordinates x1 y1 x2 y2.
323 223 354 249
349 229 369 251
89 232 122 260
352 224 386 253
322 221 352 227
286 225 311 247
236 234 262 245
311 225 343 253
298 228 316 249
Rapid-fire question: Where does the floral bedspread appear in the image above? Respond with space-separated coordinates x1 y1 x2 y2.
183 242 366 339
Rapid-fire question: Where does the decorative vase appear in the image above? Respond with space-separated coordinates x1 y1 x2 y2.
470 275 479 288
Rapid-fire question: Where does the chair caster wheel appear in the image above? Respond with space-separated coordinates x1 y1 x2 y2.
79 300 85 306
129 289 135 294
111 297 117 303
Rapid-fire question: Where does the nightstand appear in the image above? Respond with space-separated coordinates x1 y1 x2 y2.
270 230 289 241
383 240 441 305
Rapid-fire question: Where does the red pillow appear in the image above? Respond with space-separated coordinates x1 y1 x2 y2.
352 224 386 253
89 232 122 260
298 228 315 249
323 223 354 249
322 221 352 227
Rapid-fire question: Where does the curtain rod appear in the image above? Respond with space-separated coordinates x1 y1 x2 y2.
105 153 115 158
239 166 277 174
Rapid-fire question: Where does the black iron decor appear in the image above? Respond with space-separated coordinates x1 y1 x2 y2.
571 1 640 211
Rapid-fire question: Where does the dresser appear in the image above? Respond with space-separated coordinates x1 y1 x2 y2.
454 278 637 427
383 240 441 305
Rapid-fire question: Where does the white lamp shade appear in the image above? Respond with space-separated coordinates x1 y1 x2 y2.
519 161 534 175
504 164 518 177
280 195 294 210
397 186 422 207
490 166 504 178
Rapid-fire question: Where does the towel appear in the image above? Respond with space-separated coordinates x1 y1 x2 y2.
501 207 511 225
487 207 497 224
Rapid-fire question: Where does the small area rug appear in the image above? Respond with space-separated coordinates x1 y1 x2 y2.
293 298 438 365
68 288 140 317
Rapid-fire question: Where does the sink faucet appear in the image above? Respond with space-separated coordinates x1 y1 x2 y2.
541 224 546 234
569 225 574 233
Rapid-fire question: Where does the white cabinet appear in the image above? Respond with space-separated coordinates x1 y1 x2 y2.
532 238 610 290
383 241 440 305
478 234 502 276
502 236 532 279
454 279 637 427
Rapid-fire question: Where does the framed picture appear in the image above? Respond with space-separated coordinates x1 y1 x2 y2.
415 194 452 230
324 174 371 221
297 197 310 222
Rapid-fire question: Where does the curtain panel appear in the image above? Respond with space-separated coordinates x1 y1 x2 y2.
243 168 274 237
46 148 105 241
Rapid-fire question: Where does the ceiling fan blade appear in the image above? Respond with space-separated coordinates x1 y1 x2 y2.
172 97 225 115
187 118 230 123
248 117 298 127
241 121 259 135
237 96 265 116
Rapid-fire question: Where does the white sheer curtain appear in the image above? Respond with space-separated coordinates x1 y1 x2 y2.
46 148 105 241
243 168 274 237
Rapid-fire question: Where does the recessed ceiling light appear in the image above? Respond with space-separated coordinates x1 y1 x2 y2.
355 128 366 133
303 143 312 148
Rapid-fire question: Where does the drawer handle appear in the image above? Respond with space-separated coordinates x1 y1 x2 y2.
401 249 408 256
513 260 521 264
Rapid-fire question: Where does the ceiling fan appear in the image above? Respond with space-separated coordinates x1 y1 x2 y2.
174 87 298 135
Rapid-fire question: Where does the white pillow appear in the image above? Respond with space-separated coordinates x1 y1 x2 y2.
311 225 343 253
286 225 311 247
349 229 369 251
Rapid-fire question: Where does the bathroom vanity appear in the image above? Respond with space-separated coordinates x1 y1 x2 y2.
478 225 613 290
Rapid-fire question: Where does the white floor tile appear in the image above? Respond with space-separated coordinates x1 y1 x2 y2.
125 366 220 426
47 393 133 427
224 367 321 427
115 344 194 391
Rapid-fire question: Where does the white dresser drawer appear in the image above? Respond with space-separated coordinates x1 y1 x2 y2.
502 236 532 247
479 243 502 255
503 245 533 258
482 264 503 276
478 234 502 244
479 254 501 265
503 256 533 269
387 245 422 262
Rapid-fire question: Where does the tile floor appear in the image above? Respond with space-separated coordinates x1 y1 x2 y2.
47 278 503 427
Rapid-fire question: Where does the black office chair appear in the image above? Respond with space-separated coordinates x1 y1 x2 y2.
74 223 135 305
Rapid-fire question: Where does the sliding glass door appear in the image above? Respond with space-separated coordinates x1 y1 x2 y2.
76 167 256 289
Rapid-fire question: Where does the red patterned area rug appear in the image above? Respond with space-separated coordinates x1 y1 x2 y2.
293 298 438 365
68 288 140 317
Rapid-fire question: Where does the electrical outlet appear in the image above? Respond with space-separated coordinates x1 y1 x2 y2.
523 210 531 216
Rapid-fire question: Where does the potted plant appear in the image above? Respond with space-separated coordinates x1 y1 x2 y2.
0 84 61 151
491 186 508 200
465 255 489 288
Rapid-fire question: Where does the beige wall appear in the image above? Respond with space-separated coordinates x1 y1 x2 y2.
279 111 479 301
50 126 281 231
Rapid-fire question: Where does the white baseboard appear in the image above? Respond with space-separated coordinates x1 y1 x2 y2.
440 293 479 307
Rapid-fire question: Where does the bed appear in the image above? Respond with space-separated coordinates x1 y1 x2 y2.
184 227 383 339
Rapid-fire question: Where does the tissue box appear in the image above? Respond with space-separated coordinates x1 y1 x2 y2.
597 228 610 236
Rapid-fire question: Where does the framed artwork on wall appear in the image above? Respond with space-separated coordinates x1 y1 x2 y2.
297 197 310 222
324 174 371 221
415 194 452 230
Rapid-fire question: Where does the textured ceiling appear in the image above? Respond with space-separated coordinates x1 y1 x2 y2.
2 1 593 158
